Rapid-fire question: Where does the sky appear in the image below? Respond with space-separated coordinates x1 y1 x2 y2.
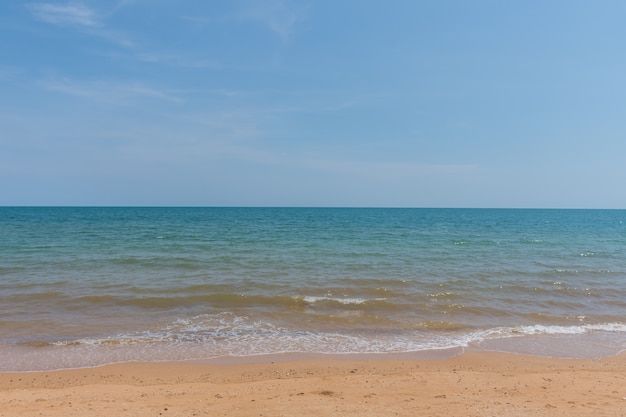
1 0 625 208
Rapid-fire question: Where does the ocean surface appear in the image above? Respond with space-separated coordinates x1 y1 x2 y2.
1 207 625 371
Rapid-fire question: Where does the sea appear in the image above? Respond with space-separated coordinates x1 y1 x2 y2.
1 207 625 371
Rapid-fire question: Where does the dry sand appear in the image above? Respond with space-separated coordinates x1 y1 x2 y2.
1 351 625 416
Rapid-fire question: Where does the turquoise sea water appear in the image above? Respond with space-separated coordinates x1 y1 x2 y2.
1 207 625 371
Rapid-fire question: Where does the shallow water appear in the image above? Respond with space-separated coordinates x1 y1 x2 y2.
1 207 625 370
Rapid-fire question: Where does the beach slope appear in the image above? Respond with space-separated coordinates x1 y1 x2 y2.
1 352 625 417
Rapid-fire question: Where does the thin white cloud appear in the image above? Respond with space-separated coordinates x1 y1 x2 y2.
179 1 307 42
42 77 184 105
137 53 219 69
163 118 480 181
237 0 307 42
108 0 136 15
27 2 134 47
234 147 481 181
311 159 481 180
0 66 21 82
175 109 271 144
28 2 100 27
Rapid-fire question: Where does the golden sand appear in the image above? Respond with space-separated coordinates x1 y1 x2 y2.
1 351 625 416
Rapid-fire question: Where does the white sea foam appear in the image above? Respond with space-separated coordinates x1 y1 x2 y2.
300 296 387 305
41 315 626 354
6 314 618 372
484 323 626 337
2 326 625 372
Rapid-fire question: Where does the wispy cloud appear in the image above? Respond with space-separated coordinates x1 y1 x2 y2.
0 66 21 82
27 2 134 47
237 0 307 42
306 159 481 180
28 2 99 27
167 113 481 181
41 77 184 105
226 144 481 181
137 52 219 69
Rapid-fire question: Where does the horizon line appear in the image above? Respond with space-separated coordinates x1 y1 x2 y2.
1 205 624 210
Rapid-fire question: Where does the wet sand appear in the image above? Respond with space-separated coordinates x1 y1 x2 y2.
1 351 625 416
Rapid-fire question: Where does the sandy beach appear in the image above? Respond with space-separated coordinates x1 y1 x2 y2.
1 351 625 417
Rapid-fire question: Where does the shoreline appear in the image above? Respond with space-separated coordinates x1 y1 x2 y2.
2 351 625 416
3 330 625 373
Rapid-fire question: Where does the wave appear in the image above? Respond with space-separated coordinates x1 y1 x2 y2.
299 295 388 306
3 290 406 311
4 315 625 371
28 313 626 351
489 322 626 337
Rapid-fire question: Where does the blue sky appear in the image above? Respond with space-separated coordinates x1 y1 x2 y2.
1 1 625 208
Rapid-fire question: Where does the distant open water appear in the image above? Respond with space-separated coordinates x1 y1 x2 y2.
1 207 625 371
